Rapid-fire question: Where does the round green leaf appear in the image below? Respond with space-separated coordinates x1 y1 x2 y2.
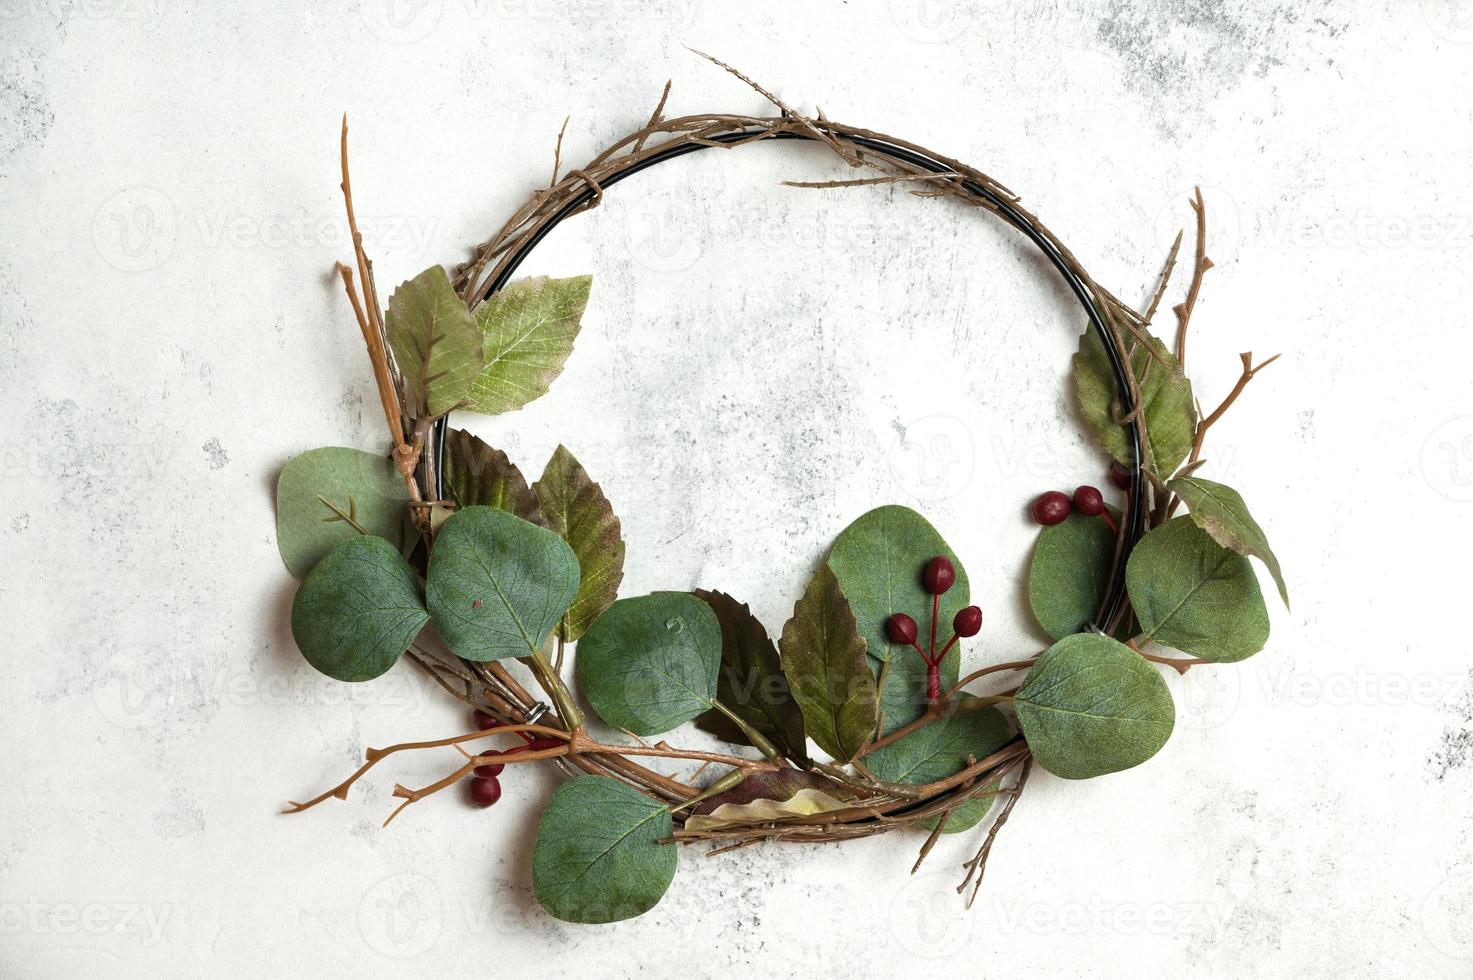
825 505 969 733
289 536 429 682
1126 516 1270 663
576 592 720 736
425 506 580 662
864 696 1012 833
532 775 677 924
275 446 410 579
1014 633 1175 780
1027 508 1119 640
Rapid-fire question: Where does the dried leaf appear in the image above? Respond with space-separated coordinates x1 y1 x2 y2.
692 590 808 762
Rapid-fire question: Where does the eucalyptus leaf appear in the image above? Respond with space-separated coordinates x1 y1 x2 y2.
443 428 544 525
1074 327 1195 477
864 696 1012 833
425 506 579 662
1027 508 1119 640
1126 516 1270 663
532 775 676 924
1014 633 1175 780
533 445 625 642
1167 476 1288 607
692 590 808 762
289 536 429 682
275 446 410 579
825 505 968 733
386 265 484 418
576 592 721 736
778 564 877 763
465 274 592 415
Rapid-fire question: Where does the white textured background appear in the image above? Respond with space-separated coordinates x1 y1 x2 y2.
4 1 1473 976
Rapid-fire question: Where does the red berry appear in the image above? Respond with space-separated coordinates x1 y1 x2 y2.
1073 485 1105 517
953 605 983 638
886 612 919 645
474 752 505 778
472 710 499 731
1031 491 1071 526
922 556 956 595
525 738 565 752
1108 462 1131 491
469 774 502 807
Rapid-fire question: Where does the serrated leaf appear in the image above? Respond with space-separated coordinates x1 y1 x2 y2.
778 564 877 763
576 592 721 736
1126 516 1270 663
1074 327 1195 476
691 590 808 762
1167 476 1288 607
290 536 428 682
825 505 968 733
386 265 484 418
442 428 543 525
1014 633 1175 779
275 446 410 579
464 274 592 415
532 775 676 924
864 696 1013 833
532 445 625 642
1027 508 1119 640
425 506 579 662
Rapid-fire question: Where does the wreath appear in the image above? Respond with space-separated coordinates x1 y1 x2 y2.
279 61 1286 925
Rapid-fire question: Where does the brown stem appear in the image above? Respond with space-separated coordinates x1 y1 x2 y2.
1172 186 1213 370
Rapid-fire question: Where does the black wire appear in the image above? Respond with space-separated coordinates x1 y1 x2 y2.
443 126 1145 631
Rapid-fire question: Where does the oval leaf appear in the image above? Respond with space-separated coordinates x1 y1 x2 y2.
533 445 625 642
443 428 543 525
465 274 592 415
865 696 1013 833
1167 476 1288 607
1074 327 1195 477
1014 633 1175 779
290 536 428 682
386 265 484 418
1126 516 1270 663
576 592 720 736
778 564 877 763
692 589 808 762
425 506 579 662
1027 508 1119 640
532 775 676 924
276 446 410 579
825 505 968 734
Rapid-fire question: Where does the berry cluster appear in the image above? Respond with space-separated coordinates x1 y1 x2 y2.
884 556 983 702
467 710 562 808
1029 467 1125 535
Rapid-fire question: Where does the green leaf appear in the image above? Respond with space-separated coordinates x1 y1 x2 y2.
425 506 579 662
532 775 676 924
576 592 721 736
1166 476 1288 607
464 274 592 415
825 505 968 733
290 536 429 682
1074 327 1195 477
385 265 484 418
1126 516 1270 663
778 564 877 763
532 445 625 642
691 590 808 763
275 446 410 579
1014 633 1175 779
443 428 544 525
1027 509 1119 640
864 696 1012 833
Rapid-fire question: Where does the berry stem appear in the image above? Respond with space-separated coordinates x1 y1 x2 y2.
936 632 960 660
1099 509 1118 534
926 663 941 702
930 593 939 659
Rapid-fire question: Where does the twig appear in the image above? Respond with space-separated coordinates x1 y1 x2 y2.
1172 187 1214 369
958 757 1031 906
1144 229 1183 324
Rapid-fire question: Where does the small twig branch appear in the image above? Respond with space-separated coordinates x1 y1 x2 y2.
1144 229 1183 324
1172 187 1214 369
